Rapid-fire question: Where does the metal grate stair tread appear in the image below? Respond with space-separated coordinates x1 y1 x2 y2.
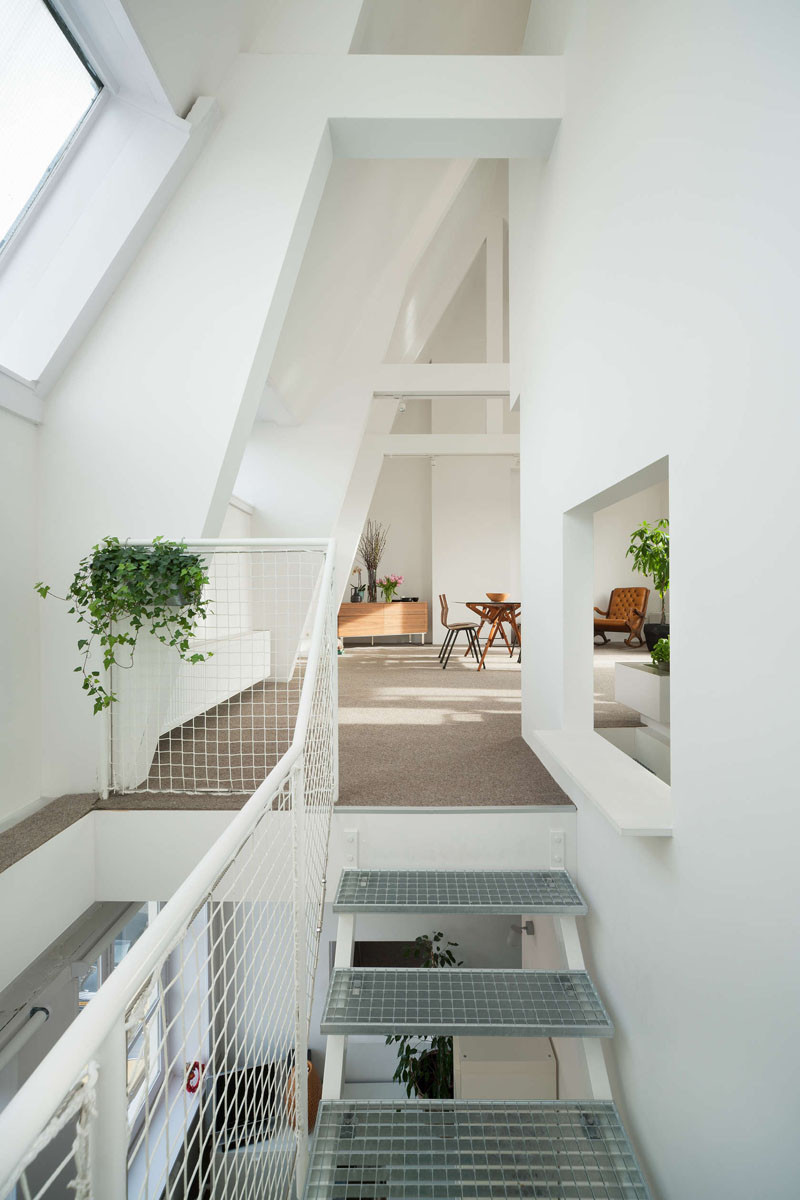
321 968 613 1038
303 1099 652 1199
333 869 588 915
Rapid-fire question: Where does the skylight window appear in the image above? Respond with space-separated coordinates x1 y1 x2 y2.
0 0 101 250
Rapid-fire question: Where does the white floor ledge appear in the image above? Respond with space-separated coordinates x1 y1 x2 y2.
530 730 673 837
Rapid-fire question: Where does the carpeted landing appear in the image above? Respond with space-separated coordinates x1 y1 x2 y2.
337 645 569 808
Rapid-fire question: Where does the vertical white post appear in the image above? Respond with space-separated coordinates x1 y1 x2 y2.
97 654 112 799
90 1022 128 1197
98 704 111 800
291 760 310 1198
485 217 506 436
329 587 339 807
556 916 613 1101
321 913 355 1101
486 217 505 362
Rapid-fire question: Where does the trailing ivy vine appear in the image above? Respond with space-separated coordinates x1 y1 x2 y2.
35 537 212 713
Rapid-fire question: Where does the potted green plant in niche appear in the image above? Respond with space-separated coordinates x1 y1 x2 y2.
386 932 462 1098
35 536 212 713
651 637 670 673
626 517 669 651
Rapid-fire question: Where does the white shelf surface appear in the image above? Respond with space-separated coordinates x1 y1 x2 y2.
531 730 673 837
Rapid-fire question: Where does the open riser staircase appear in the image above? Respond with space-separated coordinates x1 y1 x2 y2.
307 869 651 1199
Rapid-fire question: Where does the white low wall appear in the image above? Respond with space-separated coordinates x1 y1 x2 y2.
161 631 272 733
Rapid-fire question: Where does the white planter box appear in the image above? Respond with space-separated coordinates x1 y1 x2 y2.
615 662 670 727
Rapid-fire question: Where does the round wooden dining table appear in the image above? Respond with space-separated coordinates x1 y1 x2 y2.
462 600 521 670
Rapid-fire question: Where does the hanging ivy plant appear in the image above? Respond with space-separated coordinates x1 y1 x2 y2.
35 537 212 714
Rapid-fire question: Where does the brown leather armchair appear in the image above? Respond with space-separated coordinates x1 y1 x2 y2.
594 587 650 647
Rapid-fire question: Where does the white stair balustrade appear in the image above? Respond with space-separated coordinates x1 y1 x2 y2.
0 539 337 1200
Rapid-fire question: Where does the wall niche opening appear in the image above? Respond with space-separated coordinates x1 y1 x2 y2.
591 467 670 784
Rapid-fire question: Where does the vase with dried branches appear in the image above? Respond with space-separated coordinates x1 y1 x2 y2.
358 520 388 602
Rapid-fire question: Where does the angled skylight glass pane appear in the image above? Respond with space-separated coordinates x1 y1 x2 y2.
0 0 101 249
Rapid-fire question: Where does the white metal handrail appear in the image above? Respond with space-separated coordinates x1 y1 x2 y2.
0 537 337 1200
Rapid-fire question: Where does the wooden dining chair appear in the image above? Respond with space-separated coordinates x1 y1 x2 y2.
438 594 481 669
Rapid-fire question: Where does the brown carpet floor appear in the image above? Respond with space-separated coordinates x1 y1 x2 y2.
146 678 300 793
2 641 583 871
337 645 570 808
593 643 649 729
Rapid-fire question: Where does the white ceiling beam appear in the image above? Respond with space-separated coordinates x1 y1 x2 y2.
329 55 563 158
379 433 519 456
373 362 509 397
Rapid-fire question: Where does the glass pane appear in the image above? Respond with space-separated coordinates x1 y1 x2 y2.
0 0 100 246
126 984 162 1118
78 961 99 1010
112 904 150 968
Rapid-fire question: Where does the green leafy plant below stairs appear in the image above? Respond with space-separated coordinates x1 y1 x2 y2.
386 932 462 1099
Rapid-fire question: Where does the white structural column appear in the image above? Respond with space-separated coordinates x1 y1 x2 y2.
485 216 507 434
486 218 505 363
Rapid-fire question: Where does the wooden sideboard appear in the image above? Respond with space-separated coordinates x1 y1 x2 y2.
338 601 428 642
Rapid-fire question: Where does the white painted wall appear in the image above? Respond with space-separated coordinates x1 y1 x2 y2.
0 820 95 993
431 455 520 636
419 244 487 363
219 498 254 540
120 0 261 115
511 2 800 1195
362 457 432 629
34 51 339 797
523 0 574 55
593 480 669 624
0 410 42 829
235 158 487 600
351 0 531 56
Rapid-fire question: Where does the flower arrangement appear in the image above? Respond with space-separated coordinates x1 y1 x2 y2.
358 520 388 601
377 573 403 602
350 567 366 602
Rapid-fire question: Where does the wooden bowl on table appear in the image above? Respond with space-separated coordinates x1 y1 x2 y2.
486 592 509 602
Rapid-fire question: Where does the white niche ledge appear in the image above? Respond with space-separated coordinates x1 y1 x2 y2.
530 729 673 837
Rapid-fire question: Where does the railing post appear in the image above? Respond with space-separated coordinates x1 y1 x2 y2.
291 759 310 1198
327 584 339 811
90 1021 128 1197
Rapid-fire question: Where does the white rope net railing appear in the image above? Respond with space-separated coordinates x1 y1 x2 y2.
111 544 324 795
0 539 337 1200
